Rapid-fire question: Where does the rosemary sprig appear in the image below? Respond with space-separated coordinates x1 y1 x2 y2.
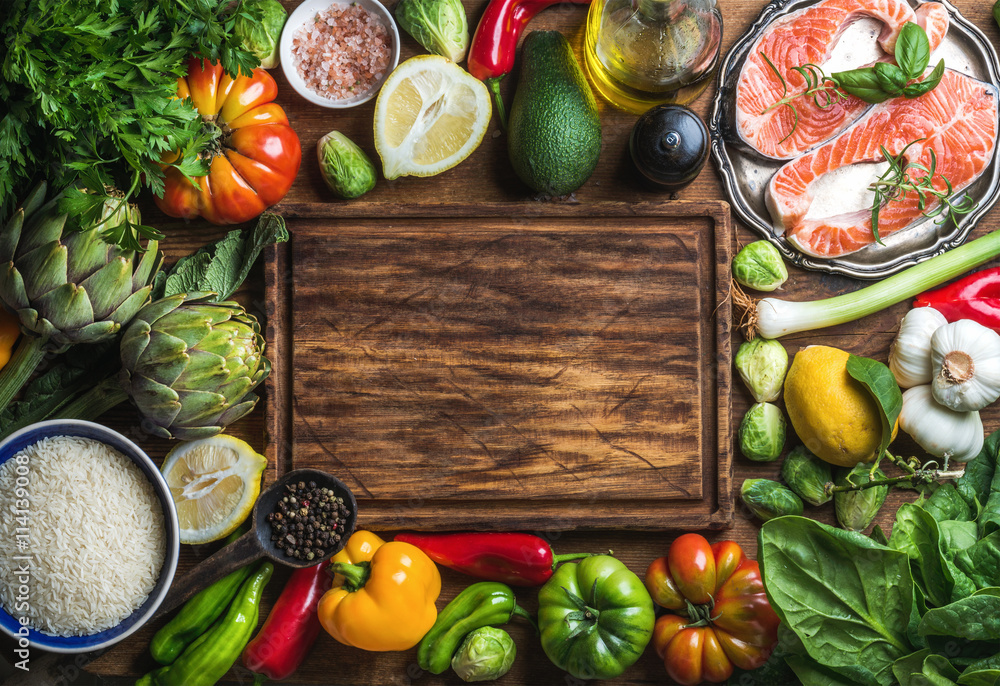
868 140 977 243
760 54 848 144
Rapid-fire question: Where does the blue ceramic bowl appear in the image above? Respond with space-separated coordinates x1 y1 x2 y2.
0 420 179 653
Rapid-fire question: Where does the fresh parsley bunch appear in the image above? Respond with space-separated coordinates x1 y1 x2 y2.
0 0 264 249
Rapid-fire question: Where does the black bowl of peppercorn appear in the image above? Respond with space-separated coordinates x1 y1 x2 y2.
257 468 358 567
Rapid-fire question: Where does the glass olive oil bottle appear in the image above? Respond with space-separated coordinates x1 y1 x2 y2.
584 0 723 113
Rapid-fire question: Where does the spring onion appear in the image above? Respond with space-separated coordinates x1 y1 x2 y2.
742 229 1000 338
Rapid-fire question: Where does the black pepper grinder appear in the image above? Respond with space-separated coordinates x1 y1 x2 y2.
629 104 710 192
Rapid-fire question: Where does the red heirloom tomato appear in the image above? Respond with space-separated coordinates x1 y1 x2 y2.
645 534 780 686
155 56 302 224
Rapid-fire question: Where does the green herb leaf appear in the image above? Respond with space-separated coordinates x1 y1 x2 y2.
919 591 1000 641
846 354 902 461
889 504 970 607
903 60 946 99
956 429 999 520
896 21 931 80
892 649 933 685
833 67 894 103
162 213 289 302
954 532 1000 590
874 62 908 95
759 516 914 686
922 483 974 522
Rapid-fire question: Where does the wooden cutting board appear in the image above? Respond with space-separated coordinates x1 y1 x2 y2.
264 200 734 530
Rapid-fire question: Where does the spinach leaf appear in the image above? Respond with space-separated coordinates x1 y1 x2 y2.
890 503 955 607
919 592 1000 641
874 62 908 95
157 213 289 302
956 429 999 517
833 67 894 103
903 60 946 98
920 654 962 685
871 524 890 546
958 670 1000 686
923 483 974 523
965 654 1000 673
938 520 978 554
846 354 902 461
759 517 914 685
787 654 880 685
955 532 1000 589
894 649 933 685
895 21 931 79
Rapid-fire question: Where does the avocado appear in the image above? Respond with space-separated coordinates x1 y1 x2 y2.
507 31 602 196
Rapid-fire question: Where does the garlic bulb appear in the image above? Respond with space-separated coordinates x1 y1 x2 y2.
930 320 1000 412
899 385 984 463
889 307 947 388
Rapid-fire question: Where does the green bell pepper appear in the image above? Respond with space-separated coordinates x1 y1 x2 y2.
417 581 534 674
537 555 654 680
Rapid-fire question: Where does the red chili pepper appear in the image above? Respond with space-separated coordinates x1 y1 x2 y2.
393 531 590 586
468 0 591 127
242 563 331 684
914 266 1000 330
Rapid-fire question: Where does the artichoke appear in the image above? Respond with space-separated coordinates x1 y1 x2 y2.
0 182 162 351
119 292 270 440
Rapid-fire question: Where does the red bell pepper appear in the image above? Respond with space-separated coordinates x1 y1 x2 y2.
393 531 590 586
242 563 331 684
914 266 1000 330
467 0 591 127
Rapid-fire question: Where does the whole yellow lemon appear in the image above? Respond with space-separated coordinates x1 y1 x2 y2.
784 345 894 467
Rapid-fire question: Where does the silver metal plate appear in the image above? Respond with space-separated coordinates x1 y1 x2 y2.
709 0 1000 280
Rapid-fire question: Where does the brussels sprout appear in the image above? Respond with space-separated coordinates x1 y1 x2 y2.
451 627 516 682
317 131 378 199
739 402 786 462
834 463 888 532
741 479 803 522
233 0 287 69
735 338 788 402
395 0 469 63
780 445 833 506
732 241 788 292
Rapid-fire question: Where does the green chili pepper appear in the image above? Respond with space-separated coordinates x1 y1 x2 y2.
140 561 274 686
417 581 535 675
150 529 254 664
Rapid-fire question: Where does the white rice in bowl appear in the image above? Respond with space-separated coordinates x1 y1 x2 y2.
0 435 166 636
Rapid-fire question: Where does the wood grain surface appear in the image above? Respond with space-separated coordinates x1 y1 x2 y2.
4 0 998 683
267 203 732 529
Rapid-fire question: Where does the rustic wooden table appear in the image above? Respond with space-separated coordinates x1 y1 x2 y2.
5 0 1000 683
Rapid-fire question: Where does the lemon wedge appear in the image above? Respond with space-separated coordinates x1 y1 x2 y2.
161 435 267 544
374 55 491 179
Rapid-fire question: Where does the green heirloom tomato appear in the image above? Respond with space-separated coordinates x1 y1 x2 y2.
732 241 788 292
538 555 654 680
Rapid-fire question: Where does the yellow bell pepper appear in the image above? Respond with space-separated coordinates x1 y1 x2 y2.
0 310 20 371
318 530 441 651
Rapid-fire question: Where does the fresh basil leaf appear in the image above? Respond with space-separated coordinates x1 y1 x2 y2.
759 516 914 686
896 21 931 80
890 504 957 607
954 532 1000 590
919 593 1000 641
904 60 946 99
875 62 908 95
957 429 999 518
163 213 289 302
846 354 902 461
833 67 894 103
923 483 974 522
787 654 880 686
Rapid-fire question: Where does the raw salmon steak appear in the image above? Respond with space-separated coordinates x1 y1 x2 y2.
736 0 949 159
766 69 998 258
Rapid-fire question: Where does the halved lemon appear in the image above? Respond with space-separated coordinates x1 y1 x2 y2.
374 55 491 179
161 435 267 544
